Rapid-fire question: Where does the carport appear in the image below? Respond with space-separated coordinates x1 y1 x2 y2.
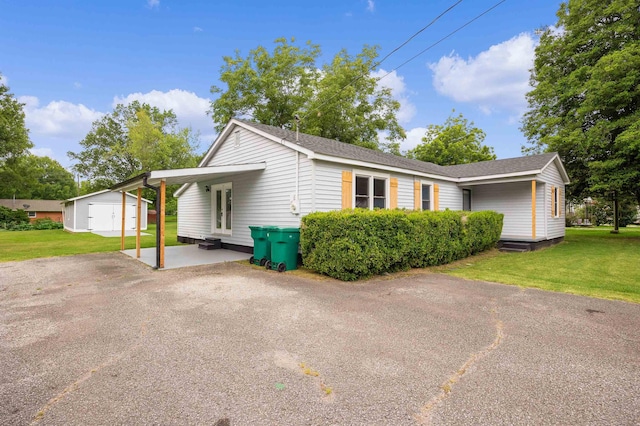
110 163 266 269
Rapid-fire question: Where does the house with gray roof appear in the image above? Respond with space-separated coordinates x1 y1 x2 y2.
0 199 63 222
168 119 569 252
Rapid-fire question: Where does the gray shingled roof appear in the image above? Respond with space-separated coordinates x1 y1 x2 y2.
0 199 63 211
237 119 453 177
237 119 558 179
443 152 558 178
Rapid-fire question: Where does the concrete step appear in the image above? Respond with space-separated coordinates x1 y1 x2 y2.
198 240 221 250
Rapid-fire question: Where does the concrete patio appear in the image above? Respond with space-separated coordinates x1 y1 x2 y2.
121 244 251 269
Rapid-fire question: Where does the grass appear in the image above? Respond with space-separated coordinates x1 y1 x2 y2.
442 226 640 303
0 216 183 262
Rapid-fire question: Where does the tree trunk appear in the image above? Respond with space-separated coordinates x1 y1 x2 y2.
611 191 619 234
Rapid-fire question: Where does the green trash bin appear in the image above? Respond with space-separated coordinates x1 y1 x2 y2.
249 226 277 266
265 227 300 272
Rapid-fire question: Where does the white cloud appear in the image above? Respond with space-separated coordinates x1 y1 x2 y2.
429 33 536 114
193 26 203 32
366 0 375 12
73 82 82 89
147 0 159 8
401 127 427 153
372 69 416 124
19 96 103 141
30 147 55 158
113 89 215 143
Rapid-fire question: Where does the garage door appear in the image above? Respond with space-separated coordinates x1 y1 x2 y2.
88 203 136 231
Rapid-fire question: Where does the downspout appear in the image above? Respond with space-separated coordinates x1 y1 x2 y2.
143 176 161 269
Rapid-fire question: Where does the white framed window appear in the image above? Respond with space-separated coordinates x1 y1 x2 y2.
421 182 433 211
28 211 36 218
353 170 389 210
552 187 560 218
211 182 232 235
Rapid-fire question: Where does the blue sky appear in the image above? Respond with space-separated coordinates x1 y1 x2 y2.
0 0 561 169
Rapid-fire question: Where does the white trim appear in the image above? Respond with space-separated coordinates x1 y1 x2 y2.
73 200 77 230
352 169 390 210
541 154 571 184
419 180 435 211
457 170 542 183
211 182 233 236
458 175 540 186
65 189 152 204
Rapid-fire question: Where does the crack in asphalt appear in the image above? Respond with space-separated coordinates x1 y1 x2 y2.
30 317 154 424
415 305 505 425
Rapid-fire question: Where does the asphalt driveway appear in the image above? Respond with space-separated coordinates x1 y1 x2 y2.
0 253 638 425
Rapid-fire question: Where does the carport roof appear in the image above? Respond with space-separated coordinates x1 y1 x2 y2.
110 162 266 192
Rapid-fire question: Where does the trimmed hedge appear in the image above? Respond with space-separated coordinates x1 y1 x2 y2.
5 219 64 231
301 209 503 281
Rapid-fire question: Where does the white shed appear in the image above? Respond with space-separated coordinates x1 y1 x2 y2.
63 190 151 232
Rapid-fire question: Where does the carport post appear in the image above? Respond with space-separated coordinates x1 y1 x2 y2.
160 180 166 269
142 176 161 269
121 191 126 250
136 188 142 258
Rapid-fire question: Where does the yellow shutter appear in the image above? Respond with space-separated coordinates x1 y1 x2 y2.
559 187 562 216
414 181 421 210
341 171 352 209
434 184 440 211
390 178 398 209
551 186 555 217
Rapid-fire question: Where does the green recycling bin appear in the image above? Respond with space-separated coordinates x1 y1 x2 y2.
249 225 277 266
265 227 300 272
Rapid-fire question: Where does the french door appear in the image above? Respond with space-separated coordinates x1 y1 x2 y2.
211 183 232 235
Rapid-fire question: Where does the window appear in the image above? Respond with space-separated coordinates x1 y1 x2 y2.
354 173 388 210
211 182 232 234
421 184 431 211
463 189 471 211
552 187 560 217
28 211 36 218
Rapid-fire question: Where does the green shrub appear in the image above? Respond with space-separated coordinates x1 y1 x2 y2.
5 218 63 231
301 209 503 281
0 206 30 229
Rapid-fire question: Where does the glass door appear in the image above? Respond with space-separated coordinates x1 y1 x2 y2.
211 183 232 235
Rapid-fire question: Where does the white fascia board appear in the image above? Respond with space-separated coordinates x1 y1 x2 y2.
309 153 459 182
458 175 540 186
232 119 316 157
65 189 110 202
457 170 542 183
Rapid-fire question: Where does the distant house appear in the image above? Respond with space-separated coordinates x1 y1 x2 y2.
62 190 151 232
0 199 63 222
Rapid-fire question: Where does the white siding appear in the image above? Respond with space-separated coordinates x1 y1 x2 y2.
540 161 566 239
438 181 462 210
471 181 533 240
177 128 302 247
311 160 343 212
63 202 74 231
396 174 414 209
68 192 147 232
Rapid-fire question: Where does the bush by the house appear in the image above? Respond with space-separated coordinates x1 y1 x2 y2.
0 206 30 229
301 209 503 281
6 218 64 231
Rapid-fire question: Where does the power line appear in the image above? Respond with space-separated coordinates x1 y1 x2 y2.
376 0 507 84
299 0 464 121
376 0 463 68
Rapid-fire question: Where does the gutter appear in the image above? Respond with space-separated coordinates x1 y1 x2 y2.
142 176 161 270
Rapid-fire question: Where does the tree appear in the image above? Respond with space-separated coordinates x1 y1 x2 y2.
407 111 495 165
210 38 406 152
68 101 200 191
0 154 77 200
0 74 32 163
522 0 640 213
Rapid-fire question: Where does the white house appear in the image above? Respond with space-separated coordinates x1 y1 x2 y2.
63 190 151 232
172 119 569 252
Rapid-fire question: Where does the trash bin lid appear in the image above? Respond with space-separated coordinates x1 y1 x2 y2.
278 227 300 233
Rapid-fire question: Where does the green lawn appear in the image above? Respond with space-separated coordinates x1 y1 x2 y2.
0 216 183 262
443 227 640 303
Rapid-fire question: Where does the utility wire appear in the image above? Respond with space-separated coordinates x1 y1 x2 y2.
376 0 507 83
299 0 464 121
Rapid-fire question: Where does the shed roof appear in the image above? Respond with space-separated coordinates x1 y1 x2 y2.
0 199 63 211
64 190 152 203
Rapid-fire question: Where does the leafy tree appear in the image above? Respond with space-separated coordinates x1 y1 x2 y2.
522 0 640 213
407 111 495 165
0 154 77 200
210 38 405 152
0 74 32 163
68 101 200 192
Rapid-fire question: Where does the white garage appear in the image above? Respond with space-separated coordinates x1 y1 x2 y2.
63 190 151 233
